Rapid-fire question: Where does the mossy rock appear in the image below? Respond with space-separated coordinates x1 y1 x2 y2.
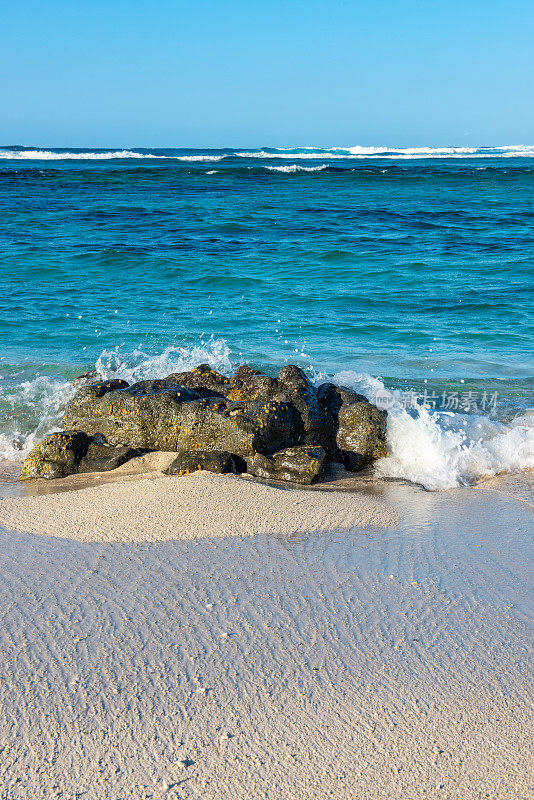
20 431 91 480
64 380 301 457
246 445 326 485
336 397 388 469
20 431 141 480
165 364 229 397
165 450 246 477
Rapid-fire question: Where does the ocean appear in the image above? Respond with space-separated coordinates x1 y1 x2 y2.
0 144 533 489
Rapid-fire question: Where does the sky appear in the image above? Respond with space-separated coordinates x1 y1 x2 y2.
2 0 534 148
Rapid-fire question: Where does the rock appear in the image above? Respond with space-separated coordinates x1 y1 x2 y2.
317 383 369 462
19 431 141 479
75 378 130 399
20 431 91 479
317 383 387 469
34 364 388 482
227 365 279 401
78 440 142 473
276 365 329 450
228 364 333 453
64 380 301 457
64 380 198 449
317 383 368 418
165 450 246 476
175 397 301 456
165 364 229 397
246 445 326 485
71 368 103 387
122 379 190 396
336 394 387 470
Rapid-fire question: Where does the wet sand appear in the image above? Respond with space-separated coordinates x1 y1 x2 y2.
0 466 532 799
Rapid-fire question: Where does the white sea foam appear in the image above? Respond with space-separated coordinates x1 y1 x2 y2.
238 150 350 160
237 145 534 160
0 339 232 462
94 338 233 384
174 155 225 162
377 408 534 490
265 164 328 173
0 149 225 162
329 370 534 490
1 344 533 490
2 145 534 162
0 376 77 461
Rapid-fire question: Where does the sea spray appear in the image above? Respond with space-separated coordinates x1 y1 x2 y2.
0 339 232 462
325 371 534 490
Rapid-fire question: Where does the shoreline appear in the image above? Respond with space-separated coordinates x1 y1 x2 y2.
2 451 532 542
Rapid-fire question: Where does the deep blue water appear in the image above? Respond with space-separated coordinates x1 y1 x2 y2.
0 145 533 486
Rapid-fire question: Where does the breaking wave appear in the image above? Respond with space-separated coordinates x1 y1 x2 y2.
0 339 232 462
0 149 225 162
265 164 328 173
1 341 532 491
1 145 534 162
237 145 534 160
327 370 534 491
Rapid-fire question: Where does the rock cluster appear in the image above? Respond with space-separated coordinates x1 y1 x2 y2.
20 364 388 484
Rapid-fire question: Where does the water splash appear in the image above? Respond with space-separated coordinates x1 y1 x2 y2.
1 343 533 490
326 371 534 490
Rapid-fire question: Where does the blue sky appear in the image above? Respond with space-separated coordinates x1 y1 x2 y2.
2 0 533 147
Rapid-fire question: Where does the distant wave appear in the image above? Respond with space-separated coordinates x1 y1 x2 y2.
237 145 534 160
174 155 225 162
265 164 328 173
1 145 534 161
0 149 225 162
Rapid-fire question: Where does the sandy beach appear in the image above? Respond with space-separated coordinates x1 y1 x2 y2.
0 466 532 799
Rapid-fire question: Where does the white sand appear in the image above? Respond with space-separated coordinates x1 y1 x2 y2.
0 470 399 542
0 470 532 799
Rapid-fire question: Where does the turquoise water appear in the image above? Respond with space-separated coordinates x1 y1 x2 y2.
1 145 533 488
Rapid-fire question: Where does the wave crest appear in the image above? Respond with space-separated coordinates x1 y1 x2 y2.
1 145 534 162
0 149 225 162
265 164 328 173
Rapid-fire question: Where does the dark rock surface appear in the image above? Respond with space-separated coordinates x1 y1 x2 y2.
64 380 198 450
165 364 229 397
246 445 326 485
71 379 130 401
20 432 91 480
227 364 332 453
20 431 140 480
64 378 300 456
78 441 142 474
22 363 388 483
337 398 388 470
227 365 279 401
318 383 387 469
165 450 246 476
71 368 103 387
